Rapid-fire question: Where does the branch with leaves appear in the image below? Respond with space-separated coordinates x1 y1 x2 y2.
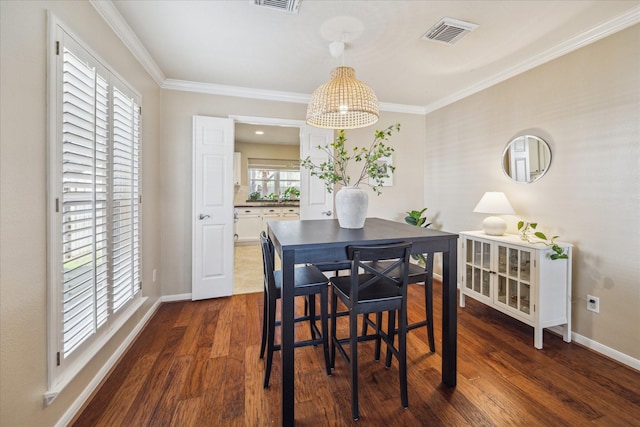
300 123 400 195
517 221 568 260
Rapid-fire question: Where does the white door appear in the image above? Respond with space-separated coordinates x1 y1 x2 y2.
192 115 234 300
509 137 530 183
300 124 334 220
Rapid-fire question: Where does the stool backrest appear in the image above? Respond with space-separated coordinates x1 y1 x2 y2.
346 242 412 300
260 231 276 294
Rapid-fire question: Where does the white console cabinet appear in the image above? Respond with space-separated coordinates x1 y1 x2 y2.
459 231 573 349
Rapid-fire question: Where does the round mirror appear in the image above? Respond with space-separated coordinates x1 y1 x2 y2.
502 135 552 183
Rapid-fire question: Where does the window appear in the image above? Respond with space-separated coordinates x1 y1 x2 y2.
46 17 142 402
248 158 300 198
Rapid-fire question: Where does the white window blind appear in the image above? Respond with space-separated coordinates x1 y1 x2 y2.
47 17 143 402
61 47 110 355
111 86 141 313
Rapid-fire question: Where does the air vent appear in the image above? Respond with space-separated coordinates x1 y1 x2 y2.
254 0 301 14
422 17 478 45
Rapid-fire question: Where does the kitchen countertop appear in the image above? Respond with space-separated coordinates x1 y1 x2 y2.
235 201 300 208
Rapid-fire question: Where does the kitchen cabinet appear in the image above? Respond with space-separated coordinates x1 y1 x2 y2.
235 207 261 243
459 231 573 349
234 206 300 243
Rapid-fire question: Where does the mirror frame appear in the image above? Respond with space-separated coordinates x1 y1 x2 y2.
502 135 552 184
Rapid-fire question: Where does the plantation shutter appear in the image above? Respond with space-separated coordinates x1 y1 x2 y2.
111 85 141 312
60 47 109 356
57 40 141 360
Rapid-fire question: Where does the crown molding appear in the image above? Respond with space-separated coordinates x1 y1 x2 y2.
162 79 311 103
424 5 640 114
162 79 427 115
89 0 166 86
379 102 427 115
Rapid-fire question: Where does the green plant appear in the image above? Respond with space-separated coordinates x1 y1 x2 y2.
404 208 431 265
266 192 279 201
404 208 431 228
517 221 568 260
300 123 401 195
282 186 300 199
248 191 261 201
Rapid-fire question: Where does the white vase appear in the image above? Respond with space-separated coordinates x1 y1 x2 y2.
335 186 369 229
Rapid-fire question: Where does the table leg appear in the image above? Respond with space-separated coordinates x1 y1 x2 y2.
441 243 458 387
280 249 295 426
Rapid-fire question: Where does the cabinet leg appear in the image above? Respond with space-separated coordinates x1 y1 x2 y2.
459 292 466 308
534 327 543 349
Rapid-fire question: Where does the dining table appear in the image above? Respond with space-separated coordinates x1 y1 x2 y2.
267 217 459 426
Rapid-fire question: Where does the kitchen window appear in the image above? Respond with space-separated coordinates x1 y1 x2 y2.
248 158 300 198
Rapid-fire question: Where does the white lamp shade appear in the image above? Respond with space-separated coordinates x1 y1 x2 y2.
473 192 515 214
473 192 515 236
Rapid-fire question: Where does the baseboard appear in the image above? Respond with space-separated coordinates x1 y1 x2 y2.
546 326 639 372
56 297 162 427
162 293 192 302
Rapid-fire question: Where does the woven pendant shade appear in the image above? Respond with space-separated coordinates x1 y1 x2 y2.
306 66 379 129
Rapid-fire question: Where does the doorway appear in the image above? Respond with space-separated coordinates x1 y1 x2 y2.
232 118 301 295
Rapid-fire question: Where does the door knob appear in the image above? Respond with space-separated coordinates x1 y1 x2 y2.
322 210 332 216
199 214 211 220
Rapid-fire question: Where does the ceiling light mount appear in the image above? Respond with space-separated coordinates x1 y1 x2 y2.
329 41 345 59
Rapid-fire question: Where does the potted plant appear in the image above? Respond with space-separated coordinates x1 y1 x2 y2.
282 186 300 200
300 123 401 228
404 208 431 266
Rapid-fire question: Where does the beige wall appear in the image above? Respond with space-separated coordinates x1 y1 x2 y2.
0 1 162 426
160 89 425 296
425 25 640 359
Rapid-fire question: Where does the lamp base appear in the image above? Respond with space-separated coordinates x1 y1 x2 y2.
482 216 507 236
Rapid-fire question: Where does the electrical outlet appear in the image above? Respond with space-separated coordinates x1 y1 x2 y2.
587 295 599 313
153 269 157 283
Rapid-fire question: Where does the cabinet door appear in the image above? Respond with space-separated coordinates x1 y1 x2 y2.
495 244 533 319
261 207 281 233
236 209 262 242
463 238 492 300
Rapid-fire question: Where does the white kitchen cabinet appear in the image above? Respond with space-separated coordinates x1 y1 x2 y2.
234 206 300 243
459 231 573 349
261 207 282 233
279 206 301 221
235 207 261 243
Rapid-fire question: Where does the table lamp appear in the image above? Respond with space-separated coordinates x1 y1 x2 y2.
473 192 515 235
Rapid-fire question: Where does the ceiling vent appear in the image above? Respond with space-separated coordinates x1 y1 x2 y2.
254 0 301 14
422 17 478 45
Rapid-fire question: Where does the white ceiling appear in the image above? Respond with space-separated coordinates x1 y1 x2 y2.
235 122 300 145
101 0 639 113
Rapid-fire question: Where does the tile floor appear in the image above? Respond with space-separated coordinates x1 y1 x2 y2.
233 243 281 295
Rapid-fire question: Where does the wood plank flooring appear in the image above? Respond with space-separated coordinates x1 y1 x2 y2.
72 283 640 426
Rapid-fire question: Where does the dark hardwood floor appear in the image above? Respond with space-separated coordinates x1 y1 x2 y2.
72 283 640 426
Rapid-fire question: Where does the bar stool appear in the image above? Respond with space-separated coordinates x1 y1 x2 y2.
330 242 412 420
258 232 331 388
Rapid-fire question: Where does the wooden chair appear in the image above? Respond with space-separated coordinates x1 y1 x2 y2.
362 253 436 358
330 242 412 420
259 231 331 388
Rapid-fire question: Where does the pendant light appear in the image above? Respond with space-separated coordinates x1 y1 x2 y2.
306 40 379 129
